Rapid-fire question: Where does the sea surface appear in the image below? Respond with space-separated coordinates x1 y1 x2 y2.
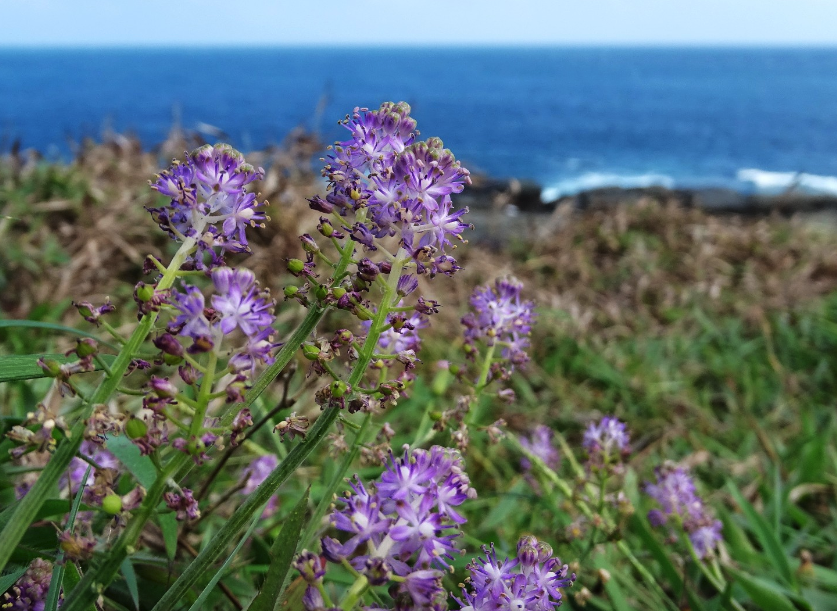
2 47 837 199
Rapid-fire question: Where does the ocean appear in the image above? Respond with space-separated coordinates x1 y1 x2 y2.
2 46 837 199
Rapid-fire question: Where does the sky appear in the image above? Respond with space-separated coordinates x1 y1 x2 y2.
2 0 837 47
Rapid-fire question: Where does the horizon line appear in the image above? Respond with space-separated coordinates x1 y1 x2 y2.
3 41 837 51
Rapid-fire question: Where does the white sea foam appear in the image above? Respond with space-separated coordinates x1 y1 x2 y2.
540 172 676 202
737 169 837 196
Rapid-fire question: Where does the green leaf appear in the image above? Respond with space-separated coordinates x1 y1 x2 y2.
107 432 180 560
727 482 796 588
45 464 91 611
0 354 117 382
628 514 682 594
0 319 116 349
187 508 264 611
159 513 178 562
121 558 140 611
63 562 96 611
249 488 310 611
728 568 797 611
106 435 156 488
0 567 27 595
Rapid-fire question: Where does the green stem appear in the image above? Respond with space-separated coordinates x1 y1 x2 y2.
0 236 197 572
466 344 495 426
190 352 218 439
340 574 370 611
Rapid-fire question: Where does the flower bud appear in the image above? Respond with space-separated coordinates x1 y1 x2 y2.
135 282 155 302
332 287 346 299
38 358 63 378
153 333 184 358
149 376 178 399
307 195 334 213
287 259 306 275
318 219 334 237
73 338 97 359
300 233 319 254
102 494 123 515
125 417 148 440
330 380 348 398
356 258 380 282
315 285 328 301
284 285 300 299
302 344 321 360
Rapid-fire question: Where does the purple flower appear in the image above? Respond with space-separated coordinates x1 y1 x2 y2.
462 277 535 367
168 266 277 374
645 464 723 559
455 536 575 610
164 488 200 520
320 103 472 276
171 284 211 339
519 425 560 472
323 445 475 595
690 521 724 559
210 268 275 336
583 417 629 460
148 144 265 265
1 558 56 611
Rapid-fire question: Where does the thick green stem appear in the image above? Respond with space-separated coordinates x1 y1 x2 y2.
0 237 196 571
300 414 373 551
147 251 406 611
466 344 496 426
340 574 370 611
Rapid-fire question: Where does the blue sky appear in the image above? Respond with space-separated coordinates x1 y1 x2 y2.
3 0 837 46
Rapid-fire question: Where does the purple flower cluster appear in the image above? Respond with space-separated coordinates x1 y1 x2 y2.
455 536 575 610
462 277 535 367
148 144 266 267
645 464 723 559
1 558 56 611
315 446 476 609
519 425 560 472
314 102 472 276
169 267 278 374
583 417 629 463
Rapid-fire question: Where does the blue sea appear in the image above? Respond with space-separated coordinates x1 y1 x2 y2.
2 47 837 198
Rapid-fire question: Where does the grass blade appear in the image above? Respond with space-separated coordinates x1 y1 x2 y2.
0 320 115 349
44 464 92 611
727 482 795 588
187 508 264 611
727 567 797 611
121 558 140 611
0 354 116 382
249 488 310 611
0 567 27 595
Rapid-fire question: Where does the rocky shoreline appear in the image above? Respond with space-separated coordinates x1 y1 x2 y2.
458 177 837 215
454 177 837 246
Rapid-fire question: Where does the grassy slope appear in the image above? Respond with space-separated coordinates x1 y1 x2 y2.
3 146 837 609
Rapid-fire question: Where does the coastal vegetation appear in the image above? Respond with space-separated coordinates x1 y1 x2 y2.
2 106 837 610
